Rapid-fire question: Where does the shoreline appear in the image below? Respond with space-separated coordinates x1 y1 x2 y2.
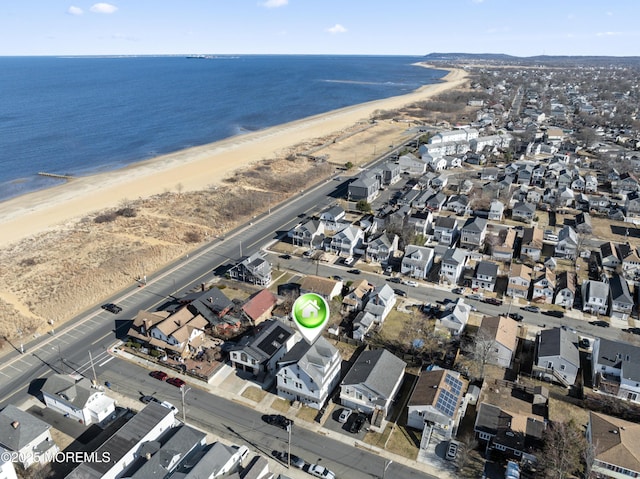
0 65 467 248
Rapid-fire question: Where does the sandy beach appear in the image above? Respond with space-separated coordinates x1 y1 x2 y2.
0 66 466 248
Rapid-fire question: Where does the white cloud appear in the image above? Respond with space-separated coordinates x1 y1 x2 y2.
327 24 347 34
90 3 118 14
596 31 622 36
471 0 485 3
260 0 288 8
67 6 83 15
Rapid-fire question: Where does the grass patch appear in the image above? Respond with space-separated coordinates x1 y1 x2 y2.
296 405 318 423
329 338 359 361
269 271 294 291
364 424 393 449
271 397 291 413
386 425 421 459
241 386 267 403
378 308 413 343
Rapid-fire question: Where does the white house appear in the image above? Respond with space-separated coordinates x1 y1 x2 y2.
440 248 467 285
41 374 116 426
472 261 499 292
340 349 406 418
478 315 519 369
328 225 364 257
534 327 580 387
319 205 346 232
592 338 640 404
363 284 397 324
276 337 342 410
401 245 435 279
436 299 471 336
582 280 610 315
398 153 427 175
0 405 59 470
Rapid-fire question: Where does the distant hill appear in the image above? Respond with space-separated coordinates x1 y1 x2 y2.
423 52 640 66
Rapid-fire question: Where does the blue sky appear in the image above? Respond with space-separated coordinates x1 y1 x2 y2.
1 0 639 57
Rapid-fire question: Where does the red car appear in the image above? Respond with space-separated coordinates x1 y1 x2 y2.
166 377 186 388
150 371 168 381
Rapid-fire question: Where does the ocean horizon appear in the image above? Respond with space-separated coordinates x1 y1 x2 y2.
0 55 445 202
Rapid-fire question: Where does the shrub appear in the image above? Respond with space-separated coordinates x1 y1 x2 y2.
94 212 117 223
150 349 163 358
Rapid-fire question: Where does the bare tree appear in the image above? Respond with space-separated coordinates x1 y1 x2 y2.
460 326 497 381
539 420 588 479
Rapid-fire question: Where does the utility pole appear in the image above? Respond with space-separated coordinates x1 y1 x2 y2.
181 386 191 423
383 459 393 479
287 422 292 468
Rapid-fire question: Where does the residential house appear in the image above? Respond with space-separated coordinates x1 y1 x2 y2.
366 233 399 264
571 176 586 192
429 128 478 144
526 187 543 204
0 405 58 469
592 338 640 403
436 299 472 336
587 412 640 479
431 175 448 190
340 349 406 419
626 191 640 217
381 161 401 185
474 380 548 460
433 216 459 246
406 367 468 437
229 319 297 377
600 242 621 270
342 280 374 314
555 226 579 259
507 264 532 299
425 191 448 211
534 327 580 386
66 402 176 479
585 174 598 193
299 276 342 300
241 289 278 325
229 252 272 286
517 165 533 185
407 210 433 236
0 459 16 479
460 217 488 250
440 248 467 285
128 308 208 358
557 172 573 190
276 336 341 410
472 261 499 292
401 245 435 280
348 172 380 203
488 199 505 221
554 271 576 308
492 229 517 262
512 202 536 223
446 195 470 215
575 212 593 234
41 374 116 426
328 225 364 257
582 280 610 315
352 311 377 341
623 247 640 280
480 167 499 181
363 284 397 324
609 274 634 320
615 172 639 193
290 220 324 249
129 425 206 479
183 288 239 332
532 269 555 304
319 205 346 232
520 227 544 262
478 315 519 369
182 441 247 479
398 153 427 175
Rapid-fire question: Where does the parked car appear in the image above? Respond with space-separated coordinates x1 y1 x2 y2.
307 464 336 479
338 408 352 424
166 377 186 388
521 305 540 313
344 256 355 266
303 250 314 257
446 440 459 461
452 287 464 295
590 320 610 328
263 414 292 429
393 288 407 297
332 275 344 281
101 303 122 314
404 280 418 287
483 297 502 306
140 395 160 404
349 413 367 434
272 451 305 469
279 254 291 260
160 401 178 414
508 313 524 322
149 371 168 381
542 310 565 318
347 269 361 275
466 293 483 301
387 277 402 283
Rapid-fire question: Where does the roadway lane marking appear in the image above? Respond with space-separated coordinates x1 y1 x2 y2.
98 357 115 367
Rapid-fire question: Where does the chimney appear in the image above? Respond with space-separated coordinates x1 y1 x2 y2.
11 421 19 429
201 283 205 292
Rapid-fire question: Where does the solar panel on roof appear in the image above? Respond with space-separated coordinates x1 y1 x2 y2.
445 373 462 395
436 389 458 417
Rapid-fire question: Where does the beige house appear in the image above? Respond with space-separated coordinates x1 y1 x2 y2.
299 275 343 300
479 315 519 369
507 264 532 299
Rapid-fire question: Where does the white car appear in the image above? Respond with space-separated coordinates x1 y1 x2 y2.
404 280 418 287
160 401 178 414
344 256 355 266
338 408 352 423
308 464 336 479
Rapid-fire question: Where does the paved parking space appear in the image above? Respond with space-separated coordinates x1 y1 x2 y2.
322 406 369 440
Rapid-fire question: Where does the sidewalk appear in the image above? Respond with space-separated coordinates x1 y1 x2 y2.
110 344 454 479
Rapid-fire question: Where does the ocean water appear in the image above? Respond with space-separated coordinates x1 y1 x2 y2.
0 55 444 201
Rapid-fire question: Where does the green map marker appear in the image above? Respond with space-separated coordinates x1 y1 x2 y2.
292 293 330 343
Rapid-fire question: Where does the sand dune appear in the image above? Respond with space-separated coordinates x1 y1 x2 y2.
0 66 467 248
